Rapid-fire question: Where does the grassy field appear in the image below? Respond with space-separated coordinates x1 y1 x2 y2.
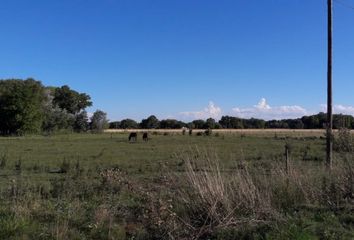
0 131 353 239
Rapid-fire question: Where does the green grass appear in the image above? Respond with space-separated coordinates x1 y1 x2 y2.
0 132 325 172
0 132 352 239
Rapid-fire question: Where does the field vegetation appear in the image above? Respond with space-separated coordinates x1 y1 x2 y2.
0 130 353 239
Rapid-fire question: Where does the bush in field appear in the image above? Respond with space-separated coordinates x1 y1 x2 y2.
174 148 275 237
189 129 193 135
0 152 7 169
204 128 212 136
334 128 353 153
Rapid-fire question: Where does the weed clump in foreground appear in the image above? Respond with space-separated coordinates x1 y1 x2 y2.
172 148 354 239
334 128 353 153
173 148 275 238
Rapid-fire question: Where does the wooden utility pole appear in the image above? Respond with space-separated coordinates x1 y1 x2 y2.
326 0 333 169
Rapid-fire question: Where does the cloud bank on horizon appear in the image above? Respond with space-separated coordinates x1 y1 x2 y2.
180 102 222 120
178 98 354 121
320 104 354 116
232 98 307 120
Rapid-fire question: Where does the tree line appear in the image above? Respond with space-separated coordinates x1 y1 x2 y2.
0 79 108 135
110 113 354 130
1 79 353 135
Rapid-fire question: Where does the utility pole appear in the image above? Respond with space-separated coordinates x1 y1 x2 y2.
326 0 333 169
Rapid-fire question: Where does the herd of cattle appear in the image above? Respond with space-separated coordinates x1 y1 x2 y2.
127 128 213 142
128 132 148 142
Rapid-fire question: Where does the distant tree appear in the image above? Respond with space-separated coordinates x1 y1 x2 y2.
281 122 290 128
219 116 243 129
333 114 353 129
73 111 89 132
242 118 265 129
317 112 327 128
265 120 277 128
192 119 206 129
187 122 195 129
301 115 320 129
205 118 216 129
140 115 160 129
287 119 304 129
90 110 109 133
120 119 138 129
53 85 92 114
160 119 186 129
0 79 46 135
109 121 121 129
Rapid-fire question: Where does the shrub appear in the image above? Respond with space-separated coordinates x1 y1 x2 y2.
204 128 212 136
0 152 7 169
334 128 353 153
60 159 71 173
175 148 275 237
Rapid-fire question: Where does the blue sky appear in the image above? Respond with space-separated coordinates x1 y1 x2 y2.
1 0 354 121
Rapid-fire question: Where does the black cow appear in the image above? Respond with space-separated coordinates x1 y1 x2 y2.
129 132 137 142
142 132 149 141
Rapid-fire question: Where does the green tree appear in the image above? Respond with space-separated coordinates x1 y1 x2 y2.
73 111 89 132
243 118 265 129
42 106 75 133
90 110 109 133
191 120 206 129
0 79 46 135
205 118 216 129
219 116 243 129
140 115 160 129
109 121 121 129
53 85 92 114
159 119 186 129
120 119 138 129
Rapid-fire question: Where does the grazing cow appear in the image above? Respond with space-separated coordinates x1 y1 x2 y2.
142 132 148 141
204 128 212 136
129 132 137 142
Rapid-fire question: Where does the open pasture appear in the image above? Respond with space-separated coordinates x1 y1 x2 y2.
0 130 326 177
0 131 353 239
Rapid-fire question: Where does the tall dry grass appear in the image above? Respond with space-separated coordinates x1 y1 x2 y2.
173 147 354 238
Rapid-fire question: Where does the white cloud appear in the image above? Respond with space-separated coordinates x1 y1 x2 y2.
180 101 222 120
177 99 354 122
254 98 270 110
232 98 307 120
320 104 354 115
